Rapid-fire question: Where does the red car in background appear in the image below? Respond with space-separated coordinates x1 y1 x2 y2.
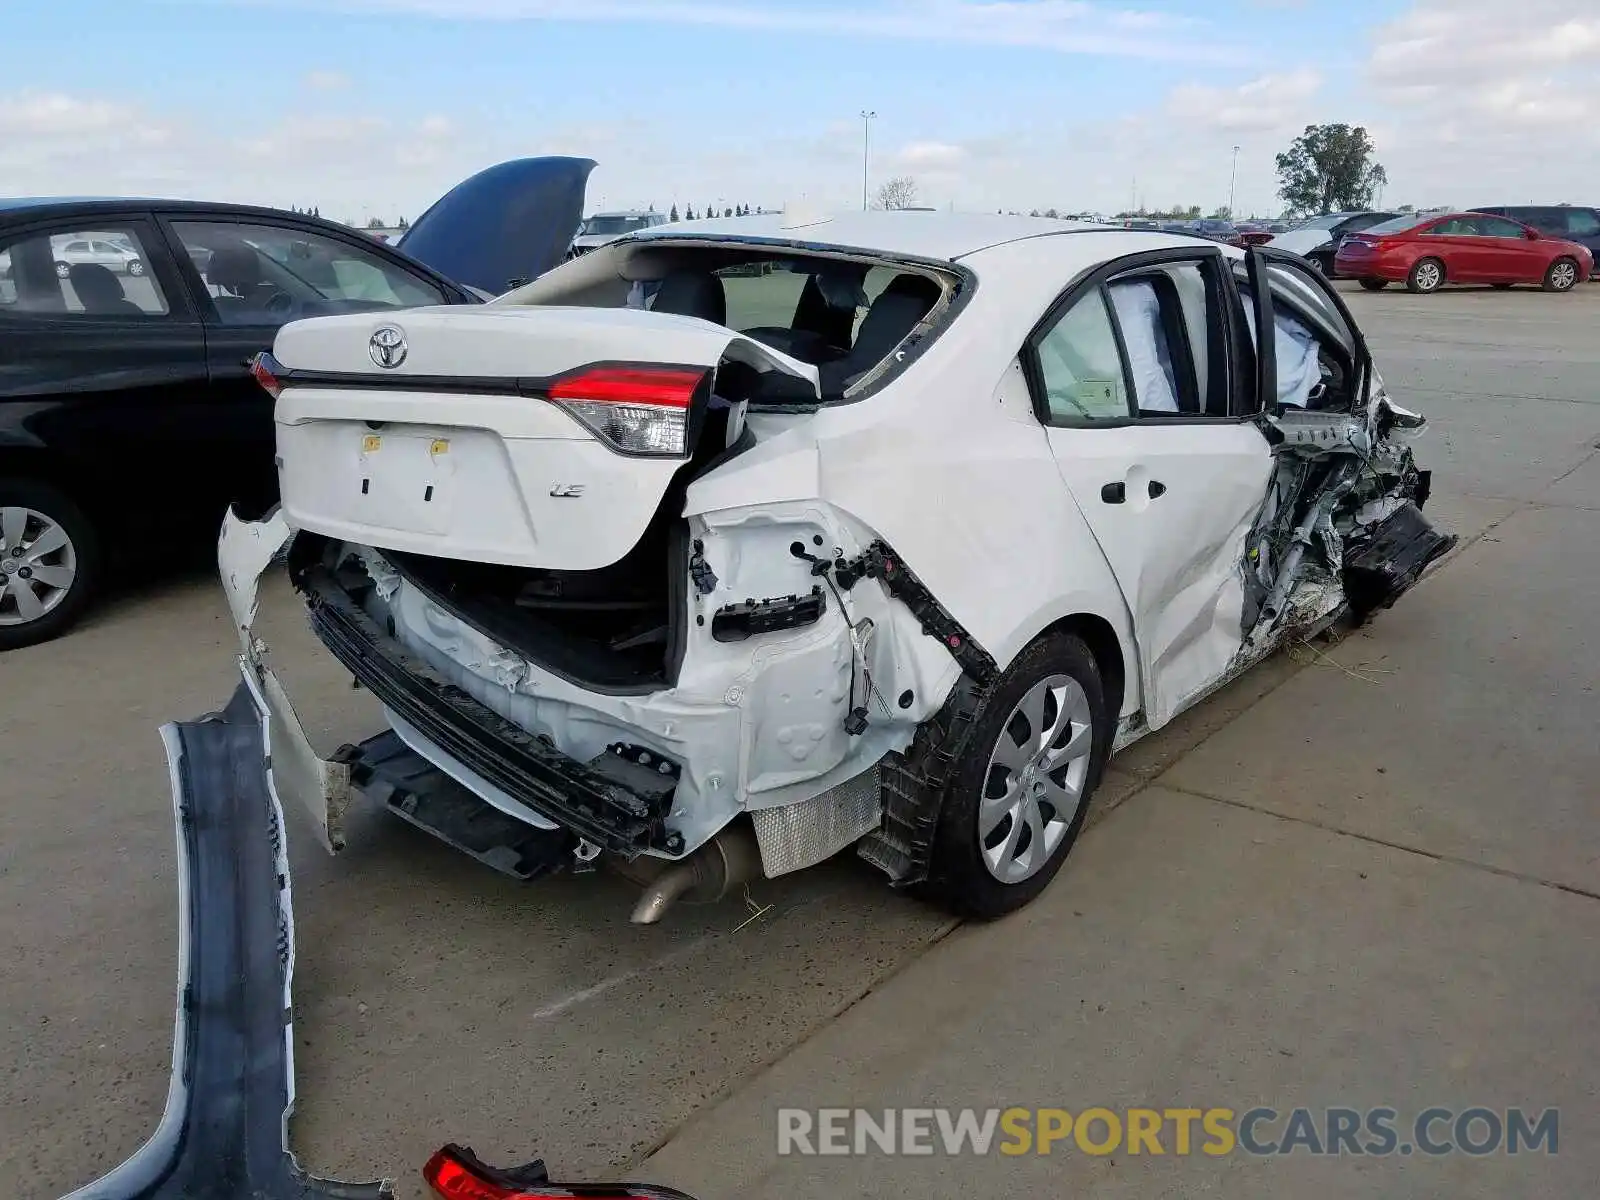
1335 211 1593 294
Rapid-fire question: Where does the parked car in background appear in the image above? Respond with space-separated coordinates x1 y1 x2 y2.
1335 211 1593 294
1190 218 1244 246
1236 222 1276 246
1269 211 1400 276
0 157 593 649
1470 205 1600 276
568 210 670 258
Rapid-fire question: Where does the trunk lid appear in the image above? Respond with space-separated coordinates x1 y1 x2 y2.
396 157 596 295
269 306 819 572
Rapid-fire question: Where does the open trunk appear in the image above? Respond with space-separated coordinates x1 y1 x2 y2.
266 305 817 693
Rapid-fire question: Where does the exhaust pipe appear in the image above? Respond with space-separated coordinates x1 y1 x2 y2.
627 825 763 925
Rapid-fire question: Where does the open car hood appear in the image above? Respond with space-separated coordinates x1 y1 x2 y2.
397 157 596 295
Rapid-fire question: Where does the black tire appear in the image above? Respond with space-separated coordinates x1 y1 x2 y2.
54 261 70 278
1406 257 1445 294
1543 257 1579 293
1309 253 1333 277
127 258 145 277
1358 278 1389 292
0 478 102 651
918 632 1111 919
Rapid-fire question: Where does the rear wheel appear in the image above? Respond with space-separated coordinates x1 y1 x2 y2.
1309 253 1333 277
126 258 145 277
1407 257 1445 294
1543 257 1579 293
1359 278 1388 292
919 632 1109 919
54 261 70 278
0 479 101 651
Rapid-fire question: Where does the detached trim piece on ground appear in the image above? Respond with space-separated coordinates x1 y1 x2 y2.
59 676 700 1200
60 681 393 1200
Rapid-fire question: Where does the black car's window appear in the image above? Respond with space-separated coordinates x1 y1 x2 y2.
0 226 168 317
1565 209 1600 237
170 220 445 324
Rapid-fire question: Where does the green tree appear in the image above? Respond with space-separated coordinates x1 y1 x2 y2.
670 203 680 221
366 217 385 229
1275 123 1388 217
1209 205 1232 220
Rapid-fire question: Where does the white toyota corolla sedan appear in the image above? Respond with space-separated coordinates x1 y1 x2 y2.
223 211 1454 923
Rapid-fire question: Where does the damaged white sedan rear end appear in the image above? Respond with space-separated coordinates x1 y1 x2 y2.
222 213 1454 922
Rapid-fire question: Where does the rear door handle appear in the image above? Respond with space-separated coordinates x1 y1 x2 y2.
1100 481 1126 504
1148 480 1167 499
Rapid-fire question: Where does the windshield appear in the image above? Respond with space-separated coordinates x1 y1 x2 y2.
580 215 654 236
1292 214 1346 231
1363 213 1436 236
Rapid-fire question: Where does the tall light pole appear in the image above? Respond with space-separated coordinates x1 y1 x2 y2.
1228 145 1240 218
860 110 877 211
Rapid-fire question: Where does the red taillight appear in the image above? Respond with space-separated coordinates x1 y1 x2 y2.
250 351 283 399
423 1144 694 1200
546 365 707 457
548 366 704 409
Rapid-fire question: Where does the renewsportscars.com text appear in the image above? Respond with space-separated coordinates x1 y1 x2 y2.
776 1106 1559 1158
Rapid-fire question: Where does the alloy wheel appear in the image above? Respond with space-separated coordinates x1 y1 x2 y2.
1549 261 1577 291
0 506 79 627
978 674 1094 884
1414 260 1442 291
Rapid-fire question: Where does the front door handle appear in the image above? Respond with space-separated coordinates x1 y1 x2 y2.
1101 481 1126 504
1148 480 1167 499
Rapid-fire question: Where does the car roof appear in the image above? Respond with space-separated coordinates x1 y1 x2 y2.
0 195 355 227
624 210 1152 263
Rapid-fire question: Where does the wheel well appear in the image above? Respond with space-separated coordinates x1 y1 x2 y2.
1036 612 1128 720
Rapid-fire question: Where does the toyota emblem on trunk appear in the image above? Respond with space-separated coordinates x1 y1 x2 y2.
369 326 407 369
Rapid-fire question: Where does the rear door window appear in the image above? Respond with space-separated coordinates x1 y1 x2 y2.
0 225 169 317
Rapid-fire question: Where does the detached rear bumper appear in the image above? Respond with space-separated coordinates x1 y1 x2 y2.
60 681 391 1200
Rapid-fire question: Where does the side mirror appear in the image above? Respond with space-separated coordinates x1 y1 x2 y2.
1525 228 1541 240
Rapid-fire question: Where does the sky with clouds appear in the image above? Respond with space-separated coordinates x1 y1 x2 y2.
3 0 1598 222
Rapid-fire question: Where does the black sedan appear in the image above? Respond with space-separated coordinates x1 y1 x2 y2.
0 157 592 649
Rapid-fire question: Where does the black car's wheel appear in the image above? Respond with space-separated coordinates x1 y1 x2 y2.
1407 257 1445 294
54 261 71 278
1309 253 1333 277
126 258 145 277
1543 257 1579 293
919 632 1110 919
1359 278 1389 291
0 479 102 651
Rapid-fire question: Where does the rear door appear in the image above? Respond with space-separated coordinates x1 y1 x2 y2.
0 214 217 539
1409 216 1476 280
158 214 457 513
1028 246 1274 729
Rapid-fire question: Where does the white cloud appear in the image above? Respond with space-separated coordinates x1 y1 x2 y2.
224 0 1232 61
1166 69 1323 133
302 70 352 91
1364 0 1600 204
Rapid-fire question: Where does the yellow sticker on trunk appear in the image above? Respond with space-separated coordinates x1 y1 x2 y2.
431 439 450 456
362 434 382 453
